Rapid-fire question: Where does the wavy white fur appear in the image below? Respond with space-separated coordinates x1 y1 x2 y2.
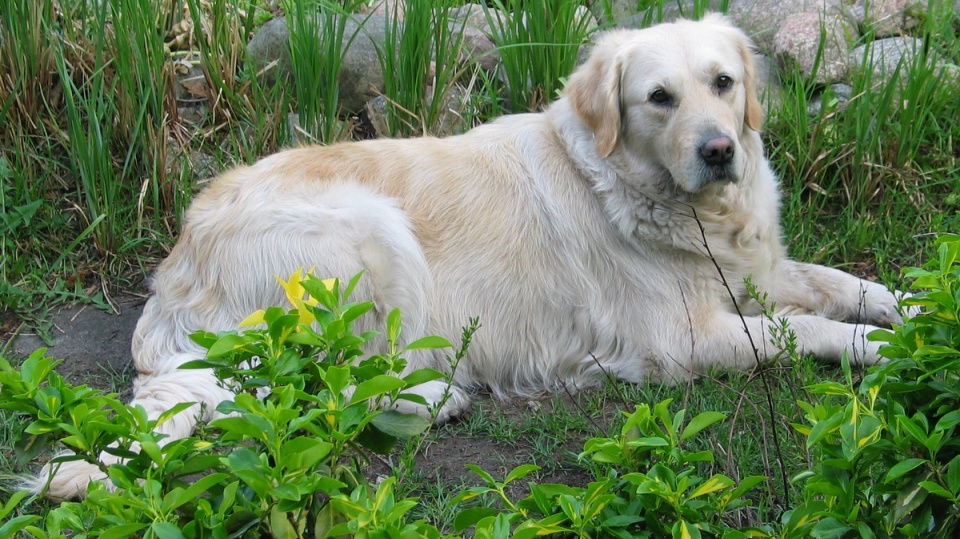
31 14 905 500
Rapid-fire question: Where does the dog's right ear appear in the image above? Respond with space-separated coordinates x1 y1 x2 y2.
566 36 623 159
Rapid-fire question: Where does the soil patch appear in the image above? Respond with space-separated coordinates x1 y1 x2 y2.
8 297 146 395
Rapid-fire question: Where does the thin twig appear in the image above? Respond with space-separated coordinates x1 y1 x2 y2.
688 205 791 508
556 376 606 433
589 352 630 411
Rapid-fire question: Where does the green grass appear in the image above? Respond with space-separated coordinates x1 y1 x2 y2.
1 0 959 534
767 0 960 275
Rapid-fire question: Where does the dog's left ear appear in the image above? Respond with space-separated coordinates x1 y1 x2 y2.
566 35 623 158
737 35 763 131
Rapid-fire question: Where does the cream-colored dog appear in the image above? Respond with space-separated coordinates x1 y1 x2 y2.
34 14 904 499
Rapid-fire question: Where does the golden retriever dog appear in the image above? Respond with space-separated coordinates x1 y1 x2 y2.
33 14 905 499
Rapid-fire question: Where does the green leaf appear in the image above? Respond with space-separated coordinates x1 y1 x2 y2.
351 375 406 403
271 483 302 501
919 480 955 500
370 409 431 437
897 415 930 445
211 417 269 441
355 422 399 455
404 335 453 351
855 523 878 539
150 522 187 539
626 436 669 448
341 301 374 324
322 365 352 395
466 464 498 486
810 517 853 538
730 475 767 499
935 410 960 431
454 507 501 532
269 507 297 539
207 334 258 358
680 411 726 442
884 458 927 483
688 474 734 498
154 402 196 430
99 523 149 539
947 455 960 494
806 412 845 449
675 519 702 539
401 368 447 386
280 436 333 469
504 464 541 484
0 516 41 539
387 308 402 345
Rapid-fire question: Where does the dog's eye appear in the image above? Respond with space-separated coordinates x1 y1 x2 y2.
716 75 734 91
650 89 672 105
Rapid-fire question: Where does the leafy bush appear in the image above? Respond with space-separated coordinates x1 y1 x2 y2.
785 234 960 538
453 400 770 538
0 271 463 538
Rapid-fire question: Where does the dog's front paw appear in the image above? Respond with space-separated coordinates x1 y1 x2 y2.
859 281 906 327
847 323 888 366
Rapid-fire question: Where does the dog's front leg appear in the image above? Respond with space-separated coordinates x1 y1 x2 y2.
681 311 884 380
769 260 907 327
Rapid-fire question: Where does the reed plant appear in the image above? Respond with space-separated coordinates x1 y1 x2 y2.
767 0 960 270
283 0 364 143
378 0 470 136
484 0 596 111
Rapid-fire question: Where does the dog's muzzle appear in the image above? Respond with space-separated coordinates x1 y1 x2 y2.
695 133 738 186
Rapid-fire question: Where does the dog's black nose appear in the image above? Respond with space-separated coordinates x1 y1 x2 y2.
699 136 735 166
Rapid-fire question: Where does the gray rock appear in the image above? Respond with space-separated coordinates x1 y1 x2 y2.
363 84 473 138
166 138 219 181
848 0 924 38
727 0 848 54
774 11 856 83
456 23 499 72
246 14 395 114
363 0 406 21
448 3 489 32
448 3 508 38
848 37 923 79
610 1 720 29
807 82 853 116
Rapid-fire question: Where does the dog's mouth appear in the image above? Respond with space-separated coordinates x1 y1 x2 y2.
701 165 739 185
676 161 739 193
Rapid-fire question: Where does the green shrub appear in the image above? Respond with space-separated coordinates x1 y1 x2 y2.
485 0 595 111
453 400 771 538
0 271 462 538
785 234 960 538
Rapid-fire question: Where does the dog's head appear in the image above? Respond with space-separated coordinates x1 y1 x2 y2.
566 14 763 193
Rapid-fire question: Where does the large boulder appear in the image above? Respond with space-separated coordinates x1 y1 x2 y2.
246 14 394 114
774 11 857 83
